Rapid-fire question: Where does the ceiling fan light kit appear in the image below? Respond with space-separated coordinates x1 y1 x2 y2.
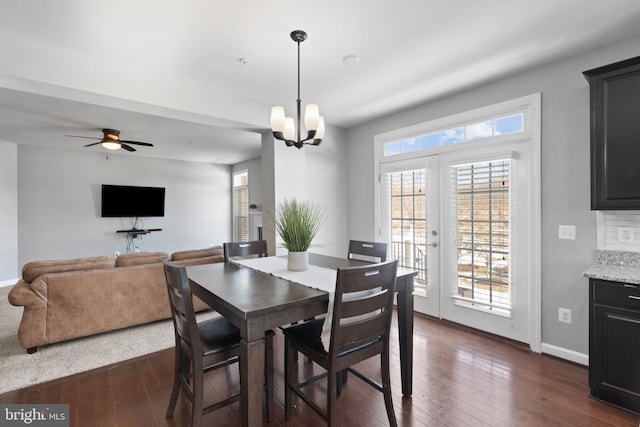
66 128 154 152
101 129 125 150
270 30 325 149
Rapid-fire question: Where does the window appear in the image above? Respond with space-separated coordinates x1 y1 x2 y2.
451 159 511 315
386 169 428 290
383 113 524 157
232 170 249 241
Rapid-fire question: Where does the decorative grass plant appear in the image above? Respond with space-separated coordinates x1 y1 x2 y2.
274 198 326 252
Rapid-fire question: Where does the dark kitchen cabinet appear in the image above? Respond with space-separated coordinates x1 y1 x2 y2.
589 278 640 413
584 56 640 209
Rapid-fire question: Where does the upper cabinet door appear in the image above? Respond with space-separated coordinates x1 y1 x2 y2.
584 56 640 210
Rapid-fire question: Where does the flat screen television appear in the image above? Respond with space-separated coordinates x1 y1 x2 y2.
101 184 165 217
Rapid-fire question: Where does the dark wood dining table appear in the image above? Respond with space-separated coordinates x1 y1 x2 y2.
186 253 417 427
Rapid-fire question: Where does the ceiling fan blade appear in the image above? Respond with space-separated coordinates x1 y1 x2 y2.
83 142 102 147
120 144 136 152
66 135 101 140
119 140 154 147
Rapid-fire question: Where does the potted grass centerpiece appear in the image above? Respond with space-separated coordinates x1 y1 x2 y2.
273 198 326 271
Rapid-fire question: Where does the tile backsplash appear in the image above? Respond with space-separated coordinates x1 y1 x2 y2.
597 211 640 252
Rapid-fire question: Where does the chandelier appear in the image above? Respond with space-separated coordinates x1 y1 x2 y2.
270 30 325 149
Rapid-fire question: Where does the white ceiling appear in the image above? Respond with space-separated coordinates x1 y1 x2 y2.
1 0 640 164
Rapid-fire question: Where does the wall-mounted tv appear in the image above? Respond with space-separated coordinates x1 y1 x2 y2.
101 184 165 217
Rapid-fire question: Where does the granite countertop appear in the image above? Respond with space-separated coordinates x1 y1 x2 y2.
582 250 640 285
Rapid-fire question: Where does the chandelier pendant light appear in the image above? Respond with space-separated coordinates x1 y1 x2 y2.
271 30 325 149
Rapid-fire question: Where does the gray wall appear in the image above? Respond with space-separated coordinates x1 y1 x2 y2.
346 35 640 357
0 141 18 283
17 145 231 267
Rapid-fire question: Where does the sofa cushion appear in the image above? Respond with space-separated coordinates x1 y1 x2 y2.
170 246 224 266
22 256 115 283
115 252 168 267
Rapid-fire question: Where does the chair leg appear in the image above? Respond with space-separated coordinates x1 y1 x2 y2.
327 368 337 426
191 358 204 427
264 332 274 422
381 352 397 427
284 337 295 420
336 369 349 395
166 347 182 418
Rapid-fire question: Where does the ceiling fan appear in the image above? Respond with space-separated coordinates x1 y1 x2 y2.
66 128 154 152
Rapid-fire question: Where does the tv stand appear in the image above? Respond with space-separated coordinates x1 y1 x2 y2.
116 228 162 238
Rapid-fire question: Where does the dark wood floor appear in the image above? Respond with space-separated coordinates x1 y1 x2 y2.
1 313 638 426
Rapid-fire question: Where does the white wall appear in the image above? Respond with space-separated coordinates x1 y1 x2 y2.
17 145 231 266
346 35 640 358
260 124 349 258
0 141 18 283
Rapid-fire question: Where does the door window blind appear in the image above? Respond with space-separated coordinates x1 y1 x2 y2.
450 159 511 314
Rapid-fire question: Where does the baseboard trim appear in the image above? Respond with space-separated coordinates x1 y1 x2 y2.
541 342 588 366
0 278 18 288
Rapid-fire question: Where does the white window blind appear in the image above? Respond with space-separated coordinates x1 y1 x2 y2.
450 159 512 315
232 171 249 241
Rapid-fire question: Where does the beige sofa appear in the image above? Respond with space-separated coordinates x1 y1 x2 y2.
8 247 224 353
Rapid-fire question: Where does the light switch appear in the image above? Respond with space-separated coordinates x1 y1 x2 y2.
558 225 576 240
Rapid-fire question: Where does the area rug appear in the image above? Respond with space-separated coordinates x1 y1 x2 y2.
0 286 212 395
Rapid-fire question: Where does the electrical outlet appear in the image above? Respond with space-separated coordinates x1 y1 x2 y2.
559 308 572 324
618 227 635 243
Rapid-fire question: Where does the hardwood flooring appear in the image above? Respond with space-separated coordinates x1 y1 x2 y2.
1 313 638 426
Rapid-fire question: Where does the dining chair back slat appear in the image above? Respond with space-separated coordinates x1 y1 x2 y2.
223 240 268 261
347 240 388 263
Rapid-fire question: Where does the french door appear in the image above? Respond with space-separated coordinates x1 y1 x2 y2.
380 156 440 318
379 143 535 345
376 94 540 348
439 145 532 343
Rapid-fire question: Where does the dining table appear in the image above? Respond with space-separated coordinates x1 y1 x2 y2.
186 253 417 427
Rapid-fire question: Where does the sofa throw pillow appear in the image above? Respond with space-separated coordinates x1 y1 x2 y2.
170 246 224 263
115 252 168 267
22 256 116 283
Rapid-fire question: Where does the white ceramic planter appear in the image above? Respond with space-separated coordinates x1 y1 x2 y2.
287 251 309 271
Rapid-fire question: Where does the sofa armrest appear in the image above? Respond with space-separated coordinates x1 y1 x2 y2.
8 280 47 351
8 279 46 307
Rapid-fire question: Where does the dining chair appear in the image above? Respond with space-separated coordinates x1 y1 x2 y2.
163 259 274 427
222 240 275 412
347 240 388 263
340 239 390 391
223 240 268 261
283 260 399 426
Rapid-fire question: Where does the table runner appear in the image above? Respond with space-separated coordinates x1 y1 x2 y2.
232 256 336 350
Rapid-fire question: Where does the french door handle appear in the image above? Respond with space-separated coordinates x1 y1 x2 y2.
428 242 438 248
629 295 640 300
